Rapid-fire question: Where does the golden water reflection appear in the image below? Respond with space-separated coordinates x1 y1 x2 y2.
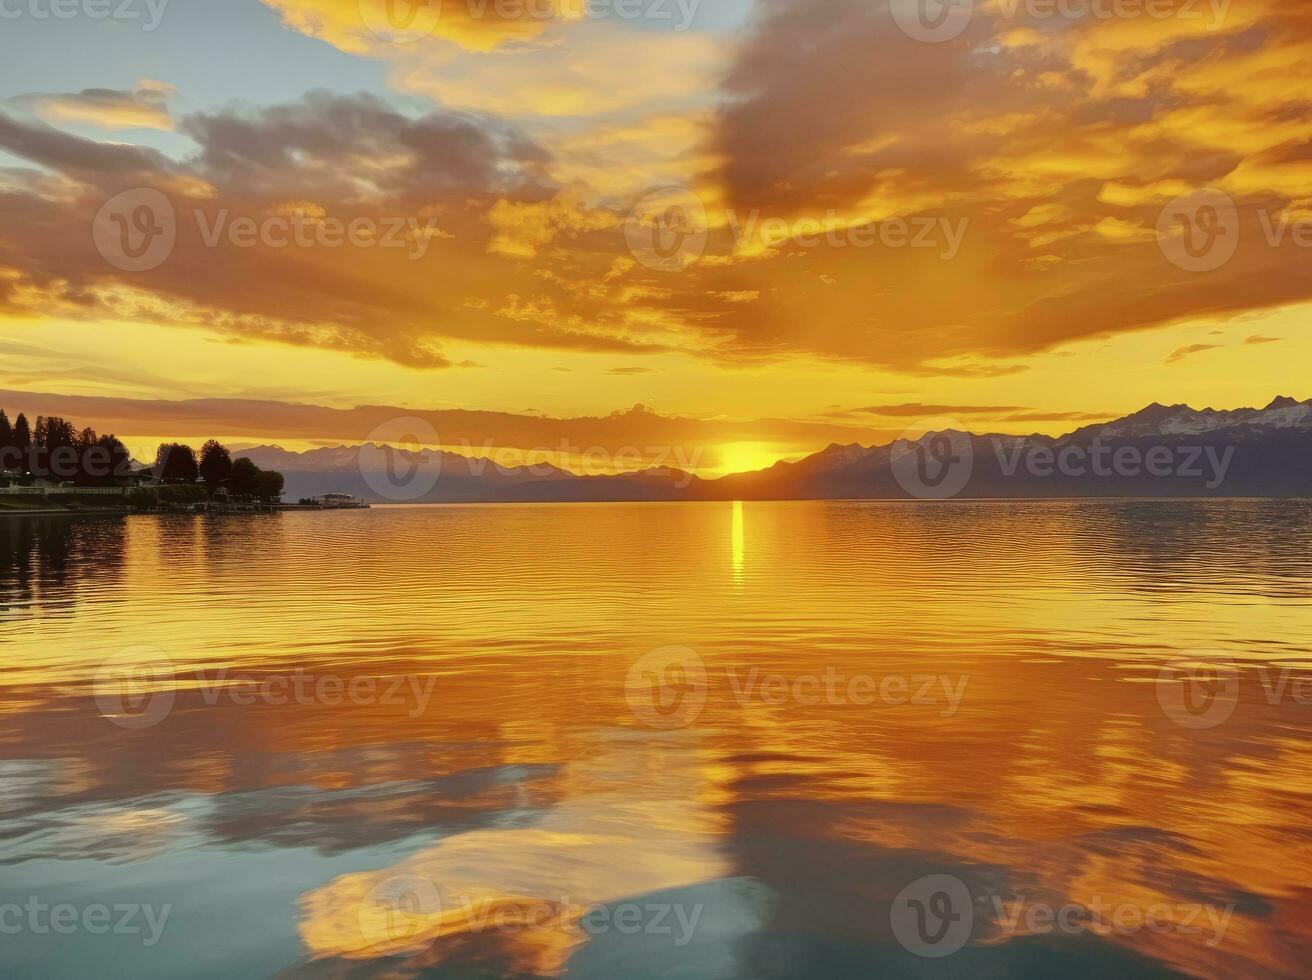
732 499 744 581
1 501 1311 978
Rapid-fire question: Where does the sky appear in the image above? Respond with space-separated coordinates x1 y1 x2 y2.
0 0 1310 473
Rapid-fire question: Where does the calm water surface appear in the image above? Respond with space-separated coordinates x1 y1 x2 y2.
2 500 1311 978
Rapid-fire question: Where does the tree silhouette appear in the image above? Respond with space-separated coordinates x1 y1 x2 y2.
13 414 31 452
94 435 130 486
228 457 260 497
70 426 98 484
0 410 13 476
65 431 130 486
254 469 285 501
198 440 233 490
155 443 199 484
40 417 76 452
227 457 284 501
0 406 279 500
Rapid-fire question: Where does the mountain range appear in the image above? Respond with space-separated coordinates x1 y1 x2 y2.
242 397 1312 503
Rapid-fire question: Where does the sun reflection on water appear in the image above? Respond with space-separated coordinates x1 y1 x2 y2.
732 500 744 582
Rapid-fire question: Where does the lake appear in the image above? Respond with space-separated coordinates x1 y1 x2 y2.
2 500 1310 978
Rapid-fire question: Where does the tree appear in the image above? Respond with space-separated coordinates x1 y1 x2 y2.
0 411 12 474
254 470 285 501
154 443 199 484
102 435 130 479
12 414 30 452
69 427 96 485
41 417 75 452
198 440 233 490
227 457 260 498
82 434 130 487
28 416 77 482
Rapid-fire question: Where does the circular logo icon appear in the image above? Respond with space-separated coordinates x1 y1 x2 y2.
358 417 442 502
625 187 709 272
890 874 974 958
1157 189 1239 273
625 645 708 730
358 875 443 957
1155 651 1240 730
94 646 176 729
889 418 973 500
93 188 176 273
891 0 975 42
359 0 442 43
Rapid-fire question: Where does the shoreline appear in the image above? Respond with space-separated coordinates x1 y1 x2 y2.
1 495 1308 521
0 502 369 519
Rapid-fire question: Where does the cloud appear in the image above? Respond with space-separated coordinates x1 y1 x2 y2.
12 82 175 132
0 111 175 176
998 410 1113 423
0 94 654 368
826 403 1112 427
390 20 725 118
1166 343 1223 364
540 111 716 196
180 90 548 199
260 0 560 54
259 1 727 126
673 0 1312 370
0 91 731 369
486 192 617 258
846 403 1028 418
1245 335 1282 345
7 0 1312 381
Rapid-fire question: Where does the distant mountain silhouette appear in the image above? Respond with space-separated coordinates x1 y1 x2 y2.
244 397 1312 503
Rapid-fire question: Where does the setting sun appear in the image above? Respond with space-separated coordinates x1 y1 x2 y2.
712 442 787 476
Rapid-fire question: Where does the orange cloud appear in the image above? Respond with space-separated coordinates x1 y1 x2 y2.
260 0 559 53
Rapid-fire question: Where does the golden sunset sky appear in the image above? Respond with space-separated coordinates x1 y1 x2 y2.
1 0 1309 473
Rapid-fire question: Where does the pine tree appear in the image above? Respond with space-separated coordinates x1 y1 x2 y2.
0 410 11 475
13 414 31 451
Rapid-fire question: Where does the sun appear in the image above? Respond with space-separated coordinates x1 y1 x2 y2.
715 442 783 476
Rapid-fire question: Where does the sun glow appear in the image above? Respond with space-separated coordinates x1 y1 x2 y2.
714 442 784 476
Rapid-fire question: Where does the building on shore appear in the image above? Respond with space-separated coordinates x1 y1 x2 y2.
306 493 369 509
